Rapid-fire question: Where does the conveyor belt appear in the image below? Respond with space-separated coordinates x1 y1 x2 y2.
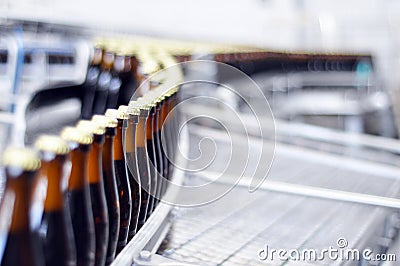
157 126 400 266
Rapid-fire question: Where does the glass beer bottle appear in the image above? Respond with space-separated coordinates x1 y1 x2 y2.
144 100 158 215
82 46 103 119
118 105 141 240
147 93 165 202
158 95 170 194
91 115 120 265
105 109 132 253
61 127 96 266
35 135 77 266
129 100 151 230
76 120 109 266
0 147 44 266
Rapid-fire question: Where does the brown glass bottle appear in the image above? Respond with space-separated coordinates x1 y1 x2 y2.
159 95 170 192
0 147 44 266
117 54 136 106
61 127 95 266
76 121 109 266
152 98 164 203
169 89 180 163
82 47 103 119
91 115 120 265
118 105 141 241
129 100 151 230
35 136 77 266
93 51 114 115
106 55 123 110
164 93 175 180
145 103 157 215
105 109 132 253
165 89 179 179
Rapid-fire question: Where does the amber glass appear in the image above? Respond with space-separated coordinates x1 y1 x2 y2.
82 47 102 119
153 102 164 203
113 119 132 253
146 107 157 215
0 165 44 266
159 99 169 196
93 51 114 115
102 127 120 265
136 111 151 230
164 96 174 180
67 144 95 266
170 92 180 162
106 55 123 109
117 56 136 106
125 115 141 240
38 153 77 266
88 134 109 266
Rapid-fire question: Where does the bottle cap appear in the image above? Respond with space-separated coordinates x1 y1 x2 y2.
2 147 41 171
128 101 142 114
92 115 118 128
105 108 129 120
35 135 69 155
142 95 157 107
76 120 106 135
136 98 151 111
61 126 93 145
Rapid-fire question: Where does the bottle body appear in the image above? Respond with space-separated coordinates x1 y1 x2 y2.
88 134 109 266
113 120 132 253
102 128 120 265
146 109 157 215
136 114 151 230
125 115 141 240
38 153 76 266
67 145 96 266
153 104 164 203
0 148 44 266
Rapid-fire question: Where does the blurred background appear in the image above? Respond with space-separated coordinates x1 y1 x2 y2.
1 1 400 265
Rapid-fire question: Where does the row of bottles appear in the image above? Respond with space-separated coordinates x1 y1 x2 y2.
81 46 138 120
0 44 181 266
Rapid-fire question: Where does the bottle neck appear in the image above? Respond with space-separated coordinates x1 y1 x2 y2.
126 117 137 153
2 170 36 232
68 145 90 190
154 106 161 133
102 133 115 172
43 155 67 211
114 121 125 160
88 135 104 184
159 101 168 129
136 116 147 148
146 113 154 140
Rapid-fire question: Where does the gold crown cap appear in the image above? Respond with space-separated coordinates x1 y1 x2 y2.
35 135 69 155
61 126 93 145
76 120 106 135
92 115 118 128
2 146 41 171
105 108 129 120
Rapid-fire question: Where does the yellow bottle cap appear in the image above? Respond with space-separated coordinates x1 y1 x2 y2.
128 101 142 114
105 108 129 120
2 147 41 171
61 126 93 145
35 135 70 155
76 120 106 135
92 115 118 128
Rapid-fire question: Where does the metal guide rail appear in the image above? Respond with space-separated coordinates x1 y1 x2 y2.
153 125 400 266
